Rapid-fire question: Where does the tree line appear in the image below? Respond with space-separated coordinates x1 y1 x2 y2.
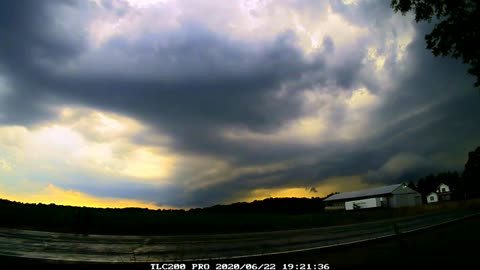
407 146 480 202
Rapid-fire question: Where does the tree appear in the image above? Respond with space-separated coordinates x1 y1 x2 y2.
462 146 480 198
407 180 417 190
391 0 480 87
413 171 463 202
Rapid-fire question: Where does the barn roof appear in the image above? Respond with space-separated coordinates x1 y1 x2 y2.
323 183 404 202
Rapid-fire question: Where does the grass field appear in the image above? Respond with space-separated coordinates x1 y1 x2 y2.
1 213 479 265
2 198 480 235
1 198 480 266
230 214 480 265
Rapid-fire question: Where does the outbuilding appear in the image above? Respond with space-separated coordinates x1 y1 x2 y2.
324 183 422 210
426 192 439 203
426 183 452 203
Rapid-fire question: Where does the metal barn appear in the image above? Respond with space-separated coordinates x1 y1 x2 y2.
324 183 422 210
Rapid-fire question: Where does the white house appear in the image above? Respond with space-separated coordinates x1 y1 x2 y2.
437 183 450 193
324 183 422 210
427 183 452 203
427 192 439 203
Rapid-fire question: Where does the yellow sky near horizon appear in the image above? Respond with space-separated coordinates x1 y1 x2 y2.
231 175 379 203
0 183 177 210
0 174 379 210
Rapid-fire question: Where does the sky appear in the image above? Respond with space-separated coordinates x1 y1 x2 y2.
1 0 479 209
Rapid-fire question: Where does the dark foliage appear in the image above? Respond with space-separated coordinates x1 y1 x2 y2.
408 146 480 202
463 146 480 198
414 171 462 203
407 180 417 191
199 197 325 215
0 197 325 235
391 0 480 87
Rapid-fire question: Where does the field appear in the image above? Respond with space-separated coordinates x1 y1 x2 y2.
2 198 480 236
0 199 479 265
1 213 479 265
227 214 480 265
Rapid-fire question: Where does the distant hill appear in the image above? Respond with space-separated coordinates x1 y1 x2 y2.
193 197 326 214
0 197 326 235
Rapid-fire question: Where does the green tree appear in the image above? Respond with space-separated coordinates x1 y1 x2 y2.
391 0 480 87
462 146 480 198
407 180 417 190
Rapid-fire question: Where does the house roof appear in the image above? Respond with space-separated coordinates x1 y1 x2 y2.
436 183 449 189
324 183 403 202
435 183 452 194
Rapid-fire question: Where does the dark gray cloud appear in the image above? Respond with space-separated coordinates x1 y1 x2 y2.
162 6 480 207
1 0 479 207
0 0 90 124
0 3 325 153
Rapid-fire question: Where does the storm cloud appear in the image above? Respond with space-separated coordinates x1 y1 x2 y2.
1 0 479 208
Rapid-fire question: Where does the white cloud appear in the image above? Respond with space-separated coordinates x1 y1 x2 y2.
0 182 175 209
0 158 12 171
0 106 177 184
85 0 369 56
346 87 379 109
